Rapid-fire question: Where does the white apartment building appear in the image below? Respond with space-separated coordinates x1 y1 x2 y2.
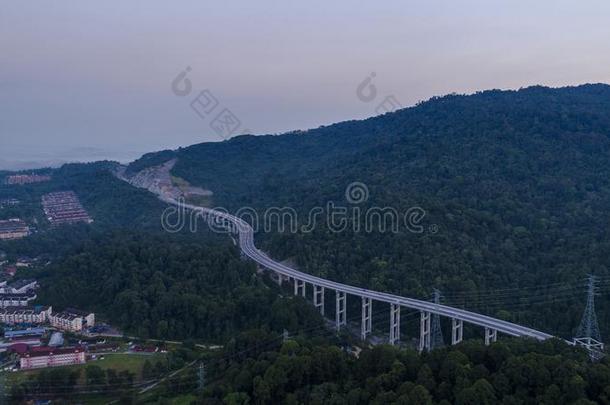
0 279 38 294
0 306 51 325
0 292 37 308
49 309 95 332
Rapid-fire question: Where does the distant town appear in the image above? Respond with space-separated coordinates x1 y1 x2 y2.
4 173 51 185
0 179 104 372
0 189 92 242
0 252 112 370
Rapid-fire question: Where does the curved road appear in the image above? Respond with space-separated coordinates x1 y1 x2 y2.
159 195 557 342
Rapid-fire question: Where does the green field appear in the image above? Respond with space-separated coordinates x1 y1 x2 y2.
8 352 166 385
89 352 167 379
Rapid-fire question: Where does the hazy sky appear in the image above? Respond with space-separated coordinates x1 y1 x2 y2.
2 1 610 169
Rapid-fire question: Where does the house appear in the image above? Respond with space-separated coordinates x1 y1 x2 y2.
87 343 118 352
49 308 95 332
16 257 35 267
20 346 86 370
4 266 17 277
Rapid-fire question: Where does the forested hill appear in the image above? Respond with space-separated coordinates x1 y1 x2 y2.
127 84 610 339
128 84 610 207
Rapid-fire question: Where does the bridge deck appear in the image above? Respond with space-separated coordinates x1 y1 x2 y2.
166 197 556 341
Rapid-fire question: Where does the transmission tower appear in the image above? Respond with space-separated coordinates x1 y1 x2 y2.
0 372 5 400
430 289 445 349
574 275 604 358
197 362 205 392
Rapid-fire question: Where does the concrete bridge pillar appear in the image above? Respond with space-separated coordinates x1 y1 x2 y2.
389 304 401 345
419 311 431 351
294 279 306 297
361 297 372 341
313 285 325 316
336 291 347 330
485 327 497 345
451 318 463 345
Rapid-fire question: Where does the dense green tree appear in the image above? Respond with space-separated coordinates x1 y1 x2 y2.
26 231 323 341
202 338 605 404
455 379 496 405
85 364 106 386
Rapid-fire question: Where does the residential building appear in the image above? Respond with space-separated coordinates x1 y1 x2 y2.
5 174 51 185
0 198 20 208
0 307 51 325
49 308 95 332
0 219 30 240
4 266 17 277
41 191 93 225
3 279 38 294
15 256 35 267
20 346 86 370
3 327 47 339
0 292 37 308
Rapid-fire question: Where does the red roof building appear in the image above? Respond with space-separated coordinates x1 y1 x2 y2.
4 266 17 277
8 342 29 354
20 346 86 370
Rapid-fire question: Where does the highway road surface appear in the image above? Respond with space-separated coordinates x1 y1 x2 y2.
160 195 556 342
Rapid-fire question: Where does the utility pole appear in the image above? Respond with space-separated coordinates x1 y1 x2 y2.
430 289 445 350
574 275 604 359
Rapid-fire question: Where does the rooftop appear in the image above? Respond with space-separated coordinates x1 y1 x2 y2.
22 346 84 358
52 308 93 321
0 306 49 315
9 279 37 290
0 219 29 233
0 291 37 300
41 191 92 225
64 308 92 317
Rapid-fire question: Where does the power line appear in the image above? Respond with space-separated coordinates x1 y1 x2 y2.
440 282 584 300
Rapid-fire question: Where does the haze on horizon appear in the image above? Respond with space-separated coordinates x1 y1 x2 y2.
1 0 610 170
